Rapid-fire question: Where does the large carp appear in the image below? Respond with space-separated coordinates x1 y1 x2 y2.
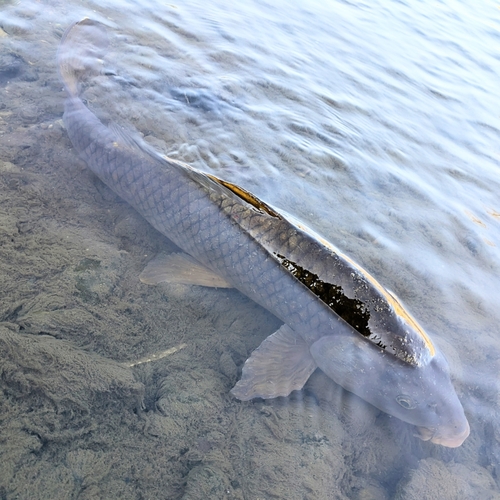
58 19 469 447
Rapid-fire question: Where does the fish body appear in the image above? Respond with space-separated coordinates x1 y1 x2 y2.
58 19 469 447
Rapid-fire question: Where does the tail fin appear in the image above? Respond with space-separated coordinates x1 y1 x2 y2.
57 18 109 97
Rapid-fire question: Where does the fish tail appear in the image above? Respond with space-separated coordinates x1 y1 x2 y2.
57 18 109 97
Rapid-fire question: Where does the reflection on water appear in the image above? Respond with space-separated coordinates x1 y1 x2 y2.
0 0 499 498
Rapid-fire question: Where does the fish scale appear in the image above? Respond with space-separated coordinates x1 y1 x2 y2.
57 18 470 447
63 95 334 346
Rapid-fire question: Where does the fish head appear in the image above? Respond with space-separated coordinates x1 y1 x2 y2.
310 332 469 447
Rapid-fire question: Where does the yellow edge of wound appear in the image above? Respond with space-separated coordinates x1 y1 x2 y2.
304 224 436 359
342 251 436 358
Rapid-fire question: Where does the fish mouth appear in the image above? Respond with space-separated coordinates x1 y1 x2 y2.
416 418 470 448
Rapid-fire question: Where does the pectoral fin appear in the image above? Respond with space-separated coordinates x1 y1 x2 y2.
231 324 317 401
140 253 233 288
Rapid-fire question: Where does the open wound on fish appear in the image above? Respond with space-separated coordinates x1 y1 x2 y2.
231 324 317 400
205 174 282 218
275 253 372 338
139 252 232 288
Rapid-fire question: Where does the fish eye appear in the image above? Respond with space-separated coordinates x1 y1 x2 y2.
396 395 417 410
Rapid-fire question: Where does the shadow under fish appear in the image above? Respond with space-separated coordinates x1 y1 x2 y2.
57 19 470 448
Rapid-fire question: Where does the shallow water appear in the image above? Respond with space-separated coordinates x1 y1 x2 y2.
0 0 499 498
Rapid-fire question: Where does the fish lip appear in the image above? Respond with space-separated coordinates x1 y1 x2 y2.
416 418 470 448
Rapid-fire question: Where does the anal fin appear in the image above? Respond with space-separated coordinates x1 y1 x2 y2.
231 324 317 401
140 253 233 288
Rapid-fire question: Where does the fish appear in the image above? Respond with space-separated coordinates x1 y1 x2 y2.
57 19 470 447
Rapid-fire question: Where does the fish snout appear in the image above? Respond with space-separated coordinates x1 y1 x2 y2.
417 417 470 448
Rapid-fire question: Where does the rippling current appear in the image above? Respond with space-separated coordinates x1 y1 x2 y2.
1 0 499 498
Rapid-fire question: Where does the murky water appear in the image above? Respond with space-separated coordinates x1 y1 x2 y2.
1 0 499 498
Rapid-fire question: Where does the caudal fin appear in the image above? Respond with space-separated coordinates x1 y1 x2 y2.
57 18 109 97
